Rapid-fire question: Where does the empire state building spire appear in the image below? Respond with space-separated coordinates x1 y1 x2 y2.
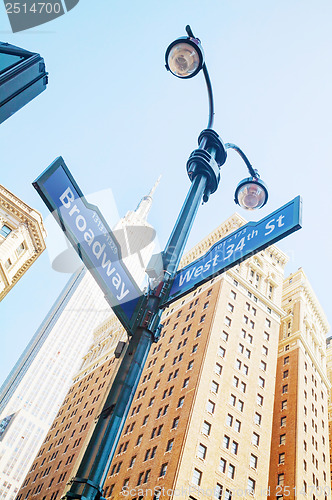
134 175 161 221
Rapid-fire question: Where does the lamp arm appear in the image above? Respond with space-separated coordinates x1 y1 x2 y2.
224 142 259 178
185 25 215 130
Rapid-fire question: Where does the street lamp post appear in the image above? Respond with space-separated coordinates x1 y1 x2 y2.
62 26 268 500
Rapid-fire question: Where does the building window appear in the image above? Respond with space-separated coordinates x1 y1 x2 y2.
247 478 256 494
250 454 257 469
231 441 238 455
183 378 189 389
279 453 285 464
227 303 234 312
143 470 150 483
187 360 194 370
237 400 244 412
234 420 241 432
260 361 267 371
166 439 174 452
281 416 286 427
0 225 11 237
258 376 265 388
225 489 232 500
257 394 263 406
221 331 228 342
284 356 289 365
219 346 226 358
278 473 284 486
207 400 215 414
219 458 226 473
281 400 287 410
223 435 230 449
172 417 179 429
202 421 211 436
215 363 222 375
177 397 185 408
197 443 207 460
280 434 286 445
160 463 168 477
215 484 223 500
192 468 202 486
226 414 233 427
211 381 219 393
282 385 288 394
225 317 231 327
252 432 260 446
283 370 289 379
16 242 25 256
227 464 235 479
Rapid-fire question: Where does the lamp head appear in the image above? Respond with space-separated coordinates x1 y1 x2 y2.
234 177 268 210
165 36 204 79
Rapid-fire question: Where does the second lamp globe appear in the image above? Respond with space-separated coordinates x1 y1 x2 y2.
234 177 268 210
165 36 204 79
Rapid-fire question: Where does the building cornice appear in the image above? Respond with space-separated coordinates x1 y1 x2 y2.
283 269 329 334
0 186 47 253
280 331 330 389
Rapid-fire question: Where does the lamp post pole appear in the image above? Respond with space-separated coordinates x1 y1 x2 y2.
62 26 268 500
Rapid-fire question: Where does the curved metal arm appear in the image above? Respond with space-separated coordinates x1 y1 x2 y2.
185 25 215 130
225 142 259 178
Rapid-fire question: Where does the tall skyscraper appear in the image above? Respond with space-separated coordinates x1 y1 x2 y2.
17 214 289 500
0 182 158 500
268 269 330 499
0 184 46 301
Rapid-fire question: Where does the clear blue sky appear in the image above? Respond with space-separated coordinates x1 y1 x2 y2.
1 0 332 385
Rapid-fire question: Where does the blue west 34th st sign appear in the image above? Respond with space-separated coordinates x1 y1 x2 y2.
163 196 302 306
33 157 143 334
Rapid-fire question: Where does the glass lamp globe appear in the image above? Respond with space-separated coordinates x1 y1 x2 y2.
165 37 204 79
234 177 268 210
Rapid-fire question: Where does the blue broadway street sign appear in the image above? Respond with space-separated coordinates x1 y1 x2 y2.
33 157 143 334
162 196 302 306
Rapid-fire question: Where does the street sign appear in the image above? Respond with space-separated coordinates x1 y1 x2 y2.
33 157 143 334
162 196 302 306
